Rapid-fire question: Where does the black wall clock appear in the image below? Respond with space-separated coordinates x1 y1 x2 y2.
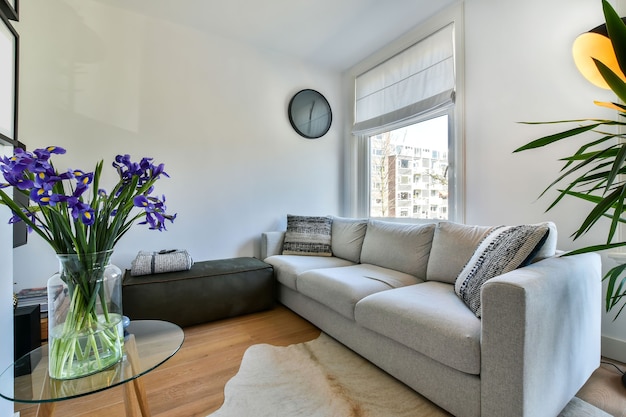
288 89 332 139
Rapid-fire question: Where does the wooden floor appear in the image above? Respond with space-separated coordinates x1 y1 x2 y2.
13 306 626 417
578 358 626 417
15 306 320 417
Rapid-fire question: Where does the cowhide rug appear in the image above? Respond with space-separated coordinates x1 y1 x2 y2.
208 333 609 417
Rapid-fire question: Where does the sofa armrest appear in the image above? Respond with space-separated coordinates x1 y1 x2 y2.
480 253 601 417
261 231 285 260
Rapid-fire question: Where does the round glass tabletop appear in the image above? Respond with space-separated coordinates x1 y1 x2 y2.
0 319 184 403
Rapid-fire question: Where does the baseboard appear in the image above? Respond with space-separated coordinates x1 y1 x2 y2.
602 334 626 362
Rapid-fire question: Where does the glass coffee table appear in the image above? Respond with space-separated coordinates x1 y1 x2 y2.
0 320 184 417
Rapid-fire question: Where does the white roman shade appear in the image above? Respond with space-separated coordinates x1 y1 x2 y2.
353 23 455 136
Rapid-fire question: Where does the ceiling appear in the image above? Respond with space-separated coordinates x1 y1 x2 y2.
100 0 457 71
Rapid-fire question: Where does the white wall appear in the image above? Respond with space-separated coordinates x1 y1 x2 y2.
343 0 626 360
13 0 343 288
463 0 625 359
0 145 14 416
12 0 626 363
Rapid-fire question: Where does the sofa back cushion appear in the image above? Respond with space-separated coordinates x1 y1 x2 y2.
331 217 368 263
360 220 435 278
426 222 496 284
426 221 558 284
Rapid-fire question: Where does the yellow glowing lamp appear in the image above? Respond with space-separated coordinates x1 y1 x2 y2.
572 22 626 89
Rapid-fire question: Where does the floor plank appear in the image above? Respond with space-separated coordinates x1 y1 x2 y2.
577 359 626 417
14 306 319 417
13 305 626 417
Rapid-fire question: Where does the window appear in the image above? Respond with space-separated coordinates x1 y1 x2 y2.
350 7 464 222
368 115 450 219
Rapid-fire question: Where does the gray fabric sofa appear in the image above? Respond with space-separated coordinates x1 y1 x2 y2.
260 217 601 417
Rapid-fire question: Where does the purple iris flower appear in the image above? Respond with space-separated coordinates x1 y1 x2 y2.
8 209 37 232
30 188 53 206
72 171 94 198
1 146 176 242
68 199 91 222
133 194 175 231
151 163 169 178
34 146 66 160
80 208 96 226
73 170 93 186
2 172 34 190
133 195 153 210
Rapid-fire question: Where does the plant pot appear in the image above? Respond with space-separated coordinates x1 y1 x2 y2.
47 250 124 380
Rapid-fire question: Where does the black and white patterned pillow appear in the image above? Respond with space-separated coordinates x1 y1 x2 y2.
454 224 550 317
282 215 333 256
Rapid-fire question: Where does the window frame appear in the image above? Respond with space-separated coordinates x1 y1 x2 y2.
344 3 465 223
357 108 460 221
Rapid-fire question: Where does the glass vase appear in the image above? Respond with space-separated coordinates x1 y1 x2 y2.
47 250 124 380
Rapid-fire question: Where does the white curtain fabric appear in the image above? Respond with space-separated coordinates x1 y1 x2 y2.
353 24 455 136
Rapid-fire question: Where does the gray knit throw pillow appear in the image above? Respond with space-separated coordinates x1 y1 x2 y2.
455 224 549 317
282 215 332 256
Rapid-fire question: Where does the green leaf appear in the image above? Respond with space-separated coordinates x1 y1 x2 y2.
565 241 626 255
603 262 626 318
0 188 52 245
594 59 626 103
539 145 616 200
603 0 626 77
514 123 606 152
607 186 626 243
562 190 606 205
574 133 620 154
607 143 626 189
560 147 618 161
573 186 623 239
520 118 616 125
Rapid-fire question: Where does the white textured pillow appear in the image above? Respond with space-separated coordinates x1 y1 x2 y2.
331 217 368 263
455 224 550 317
282 215 332 256
360 220 435 278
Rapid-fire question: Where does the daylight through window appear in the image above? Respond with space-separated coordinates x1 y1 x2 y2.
368 115 449 219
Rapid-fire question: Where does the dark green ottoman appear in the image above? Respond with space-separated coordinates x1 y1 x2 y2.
122 257 274 327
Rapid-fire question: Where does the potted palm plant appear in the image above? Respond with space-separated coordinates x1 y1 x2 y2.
515 0 626 318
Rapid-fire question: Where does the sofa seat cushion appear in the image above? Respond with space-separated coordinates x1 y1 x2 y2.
297 264 423 320
264 255 355 291
355 281 481 375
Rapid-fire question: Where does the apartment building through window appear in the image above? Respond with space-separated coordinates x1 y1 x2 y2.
369 115 449 219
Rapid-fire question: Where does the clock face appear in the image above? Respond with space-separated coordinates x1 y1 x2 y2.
288 89 332 139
